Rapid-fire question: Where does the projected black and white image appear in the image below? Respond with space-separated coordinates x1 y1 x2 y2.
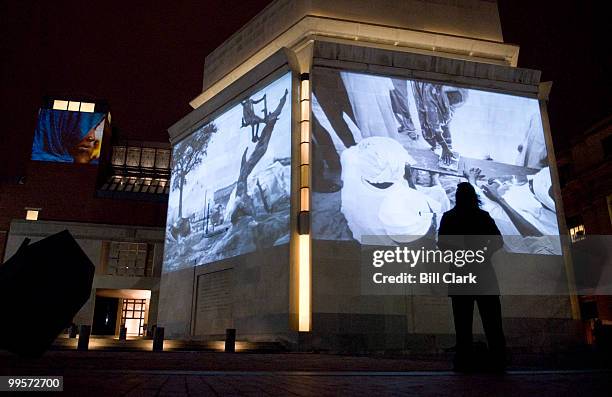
164 73 291 272
311 69 560 255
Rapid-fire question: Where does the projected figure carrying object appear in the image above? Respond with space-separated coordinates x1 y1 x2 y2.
389 79 418 140
412 82 467 165
234 90 287 220
241 94 268 142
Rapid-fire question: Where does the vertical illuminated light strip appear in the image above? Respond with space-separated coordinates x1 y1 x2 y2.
298 73 311 332
298 233 310 331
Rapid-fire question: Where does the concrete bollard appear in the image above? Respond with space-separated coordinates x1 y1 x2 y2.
298 331 310 352
77 325 91 351
225 328 236 353
152 326 164 352
119 326 127 341
69 324 78 338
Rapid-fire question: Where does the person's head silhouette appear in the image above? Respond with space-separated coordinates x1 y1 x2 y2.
455 182 481 210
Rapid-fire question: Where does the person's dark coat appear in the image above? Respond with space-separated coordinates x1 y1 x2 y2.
438 207 503 295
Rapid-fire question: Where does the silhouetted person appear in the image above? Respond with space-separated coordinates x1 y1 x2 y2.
438 182 506 372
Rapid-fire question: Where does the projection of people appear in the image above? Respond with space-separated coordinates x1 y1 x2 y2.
481 167 560 254
241 95 267 143
311 70 357 193
340 72 399 140
515 113 548 168
340 136 440 243
310 68 560 255
32 109 105 164
412 82 468 165
389 79 417 139
164 74 291 271
218 88 289 252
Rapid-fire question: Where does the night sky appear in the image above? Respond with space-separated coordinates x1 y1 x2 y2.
1 0 609 178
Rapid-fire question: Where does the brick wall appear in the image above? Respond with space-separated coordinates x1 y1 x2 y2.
0 161 168 233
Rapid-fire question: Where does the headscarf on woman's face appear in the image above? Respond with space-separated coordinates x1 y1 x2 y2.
31 109 105 163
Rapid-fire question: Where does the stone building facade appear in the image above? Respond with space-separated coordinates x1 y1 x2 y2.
159 0 582 352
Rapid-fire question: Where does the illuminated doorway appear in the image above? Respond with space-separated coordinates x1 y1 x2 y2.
121 298 146 336
94 289 151 337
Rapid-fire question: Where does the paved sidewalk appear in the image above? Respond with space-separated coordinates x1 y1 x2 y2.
49 369 612 396
1 351 610 396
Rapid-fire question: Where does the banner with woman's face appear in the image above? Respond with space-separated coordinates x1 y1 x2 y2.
31 109 106 164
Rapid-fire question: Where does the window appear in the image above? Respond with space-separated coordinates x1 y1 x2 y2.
100 145 171 198
25 209 39 221
67 101 80 112
100 176 168 195
121 298 146 336
126 147 142 167
569 224 586 243
154 149 171 169
79 102 95 113
141 148 156 168
110 145 171 171
52 100 69 110
106 242 153 277
567 215 586 243
111 146 127 166
52 99 96 113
